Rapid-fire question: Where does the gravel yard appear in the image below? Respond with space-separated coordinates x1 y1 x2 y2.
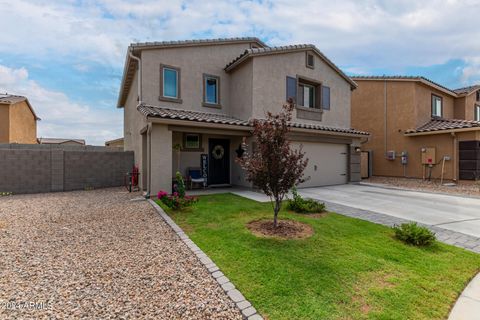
364 176 480 197
0 188 242 319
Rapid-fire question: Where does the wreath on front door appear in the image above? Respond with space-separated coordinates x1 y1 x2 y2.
212 145 225 160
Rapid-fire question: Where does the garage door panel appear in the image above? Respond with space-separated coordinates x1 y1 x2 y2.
292 142 348 187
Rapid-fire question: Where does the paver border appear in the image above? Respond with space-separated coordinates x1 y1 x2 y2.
147 199 263 320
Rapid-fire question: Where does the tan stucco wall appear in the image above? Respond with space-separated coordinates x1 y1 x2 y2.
229 59 253 121
415 83 455 127
0 101 37 144
251 51 352 128
352 80 474 180
150 123 172 193
0 105 9 143
123 71 148 187
140 43 254 116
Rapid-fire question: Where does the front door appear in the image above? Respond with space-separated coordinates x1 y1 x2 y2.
208 139 230 185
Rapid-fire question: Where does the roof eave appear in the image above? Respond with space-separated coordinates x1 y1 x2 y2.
405 127 480 136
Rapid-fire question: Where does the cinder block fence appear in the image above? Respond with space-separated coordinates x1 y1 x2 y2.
0 144 134 194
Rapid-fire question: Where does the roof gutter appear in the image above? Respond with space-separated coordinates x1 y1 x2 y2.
404 127 480 136
146 116 369 138
128 47 142 105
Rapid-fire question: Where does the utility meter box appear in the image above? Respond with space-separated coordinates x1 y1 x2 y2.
386 151 396 160
401 151 408 165
421 147 436 165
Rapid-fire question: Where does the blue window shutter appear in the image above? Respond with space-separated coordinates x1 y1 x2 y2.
322 86 330 110
286 76 297 103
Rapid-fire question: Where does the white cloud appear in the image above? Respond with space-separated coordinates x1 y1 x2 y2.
1 0 479 80
0 64 122 145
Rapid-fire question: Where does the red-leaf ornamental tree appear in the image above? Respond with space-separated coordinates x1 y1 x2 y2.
237 101 308 228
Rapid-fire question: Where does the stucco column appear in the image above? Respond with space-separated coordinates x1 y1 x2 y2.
150 123 172 194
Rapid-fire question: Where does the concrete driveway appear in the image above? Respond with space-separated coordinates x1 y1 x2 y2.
299 184 480 238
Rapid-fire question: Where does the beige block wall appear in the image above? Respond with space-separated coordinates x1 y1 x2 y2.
251 51 352 128
0 105 9 143
140 43 254 116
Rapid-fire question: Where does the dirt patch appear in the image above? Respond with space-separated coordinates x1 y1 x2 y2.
247 219 314 239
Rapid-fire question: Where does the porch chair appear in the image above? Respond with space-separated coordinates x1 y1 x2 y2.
187 167 206 190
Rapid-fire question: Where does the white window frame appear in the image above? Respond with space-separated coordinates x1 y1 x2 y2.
301 84 315 108
432 95 443 117
475 105 480 121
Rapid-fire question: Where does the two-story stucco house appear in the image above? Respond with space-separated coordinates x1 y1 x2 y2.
117 37 368 195
0 94 39 144
352 76 480 181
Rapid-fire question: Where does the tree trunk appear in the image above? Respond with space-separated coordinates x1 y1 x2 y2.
273 199 281 228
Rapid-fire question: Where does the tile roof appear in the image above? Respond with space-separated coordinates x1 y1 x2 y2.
138 105 369 136
38 138 86 145
453 85 480 95
405 117 480 134
131 37 267 49
352 76 458 97
224 45 357 89
0 94 27 104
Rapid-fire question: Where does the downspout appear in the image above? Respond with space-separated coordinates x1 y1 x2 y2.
384 80 387 155
146 123 152 198
128 47 142 104
451 132 457 182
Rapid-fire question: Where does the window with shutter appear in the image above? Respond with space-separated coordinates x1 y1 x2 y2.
286 76 297 103
322 86 331 110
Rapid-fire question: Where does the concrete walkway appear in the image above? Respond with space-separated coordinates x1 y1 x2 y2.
449 273 480 320
300 184 480 238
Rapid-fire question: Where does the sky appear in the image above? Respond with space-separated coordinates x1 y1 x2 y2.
1 0 479 145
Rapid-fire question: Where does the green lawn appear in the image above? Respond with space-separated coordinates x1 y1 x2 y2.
157 194 480 320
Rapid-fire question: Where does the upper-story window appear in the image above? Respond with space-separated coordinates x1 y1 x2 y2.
476 90 480 102
203 74 220 107
286 76 330 110
299 83 316 108
431 94 443 117
160 64 181 102
306 52 315 69
475 105 480 121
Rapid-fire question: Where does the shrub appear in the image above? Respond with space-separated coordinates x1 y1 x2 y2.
157 189 197 210
286 187 325 214
174 172 186 198
392 222 436 246
0 192 12 197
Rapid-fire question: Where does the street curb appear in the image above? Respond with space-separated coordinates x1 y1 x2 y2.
449 272 480 320
147 199 263 320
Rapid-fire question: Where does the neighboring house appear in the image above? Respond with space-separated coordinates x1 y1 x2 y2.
105 137 124 148
117 37 368 194
0 94 39 144
38 138 86 146
351 76 480 181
